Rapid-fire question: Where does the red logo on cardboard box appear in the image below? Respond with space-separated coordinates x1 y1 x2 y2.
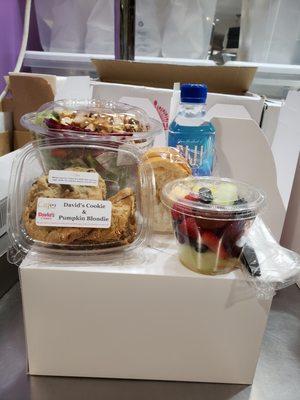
153 100 169 130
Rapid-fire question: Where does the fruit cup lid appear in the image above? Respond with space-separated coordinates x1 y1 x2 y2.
161 176 266 221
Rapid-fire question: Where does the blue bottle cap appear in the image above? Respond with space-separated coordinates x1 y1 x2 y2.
180 83 208 104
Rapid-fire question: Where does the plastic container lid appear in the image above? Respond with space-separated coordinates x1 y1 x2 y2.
21 99 163 142
180 83 207 104
7 139 154 264
161 176 266 221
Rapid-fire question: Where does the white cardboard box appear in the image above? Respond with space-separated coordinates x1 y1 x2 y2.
20 245 272 384
261 100 282 145
92 82 265 126
271 91 300 209
18 116 285 383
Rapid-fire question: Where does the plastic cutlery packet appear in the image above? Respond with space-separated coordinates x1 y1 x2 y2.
241 217 300 299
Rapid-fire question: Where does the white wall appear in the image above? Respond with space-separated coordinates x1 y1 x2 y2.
281 153 300 253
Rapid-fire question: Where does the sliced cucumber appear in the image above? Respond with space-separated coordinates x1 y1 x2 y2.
213 183 238 206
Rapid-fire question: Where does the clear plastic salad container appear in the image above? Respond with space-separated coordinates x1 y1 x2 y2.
7 139 154 265
161 177 266 275
21 99 163 151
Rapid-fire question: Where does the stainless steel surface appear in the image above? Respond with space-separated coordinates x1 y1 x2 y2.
0 283 300 400
0 250 18 298
114 0 135 60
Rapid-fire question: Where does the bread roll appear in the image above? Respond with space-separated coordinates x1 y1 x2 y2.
143 147 191 233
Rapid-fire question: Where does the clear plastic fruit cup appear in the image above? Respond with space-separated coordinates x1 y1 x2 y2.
161 177 266 275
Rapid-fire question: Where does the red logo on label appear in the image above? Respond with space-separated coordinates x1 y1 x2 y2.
38 212 54 219
153 100 169 130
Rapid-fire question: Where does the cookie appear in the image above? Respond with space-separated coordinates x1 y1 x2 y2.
62 167 106 200
23 167 107 245
79 188 136 246
23 209 92 244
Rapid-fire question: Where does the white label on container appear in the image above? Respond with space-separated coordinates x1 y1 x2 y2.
48 170 99 187
35 198 111 228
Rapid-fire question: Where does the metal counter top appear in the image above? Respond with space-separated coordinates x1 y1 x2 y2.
0 283 299 400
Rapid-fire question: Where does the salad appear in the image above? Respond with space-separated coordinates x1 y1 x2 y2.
21 99 163 144
35 109 149 136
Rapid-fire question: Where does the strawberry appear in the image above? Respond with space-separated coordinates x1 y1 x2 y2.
171 202 192 221
222 220 251 257
185 193 200 202
51 148 67 158
171 203 182 221
201 231 229 259
185 217 201 240
196 217 228 230
224 220 246 244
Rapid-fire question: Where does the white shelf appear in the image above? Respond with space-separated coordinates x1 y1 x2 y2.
24 51 215 71
23 51 300 97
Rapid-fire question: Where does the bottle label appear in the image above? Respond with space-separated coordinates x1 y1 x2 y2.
176 144 204 167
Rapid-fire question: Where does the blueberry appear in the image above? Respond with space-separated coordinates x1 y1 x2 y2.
175 232 186 244
198 187 213 204
173 224 185 244
172 219 181 230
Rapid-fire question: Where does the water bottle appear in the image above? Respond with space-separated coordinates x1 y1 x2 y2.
168 83 215 176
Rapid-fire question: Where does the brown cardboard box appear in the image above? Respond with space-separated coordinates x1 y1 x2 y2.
1 96 14 113
7 74 55 150
92 60 257 95
13 130 35 150
0 131 11 156
0 100 13 155
9 75 55 132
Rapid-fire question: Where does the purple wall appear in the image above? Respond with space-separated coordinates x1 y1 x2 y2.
0 0 26 92
27 0 42 52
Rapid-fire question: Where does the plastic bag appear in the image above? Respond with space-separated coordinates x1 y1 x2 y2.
85 0 162 56
240 217 300 299
35 0 217 59
162 0 217 59
85 0 114 54
239 0 300 64
50 0 97 53
135 0 164 56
